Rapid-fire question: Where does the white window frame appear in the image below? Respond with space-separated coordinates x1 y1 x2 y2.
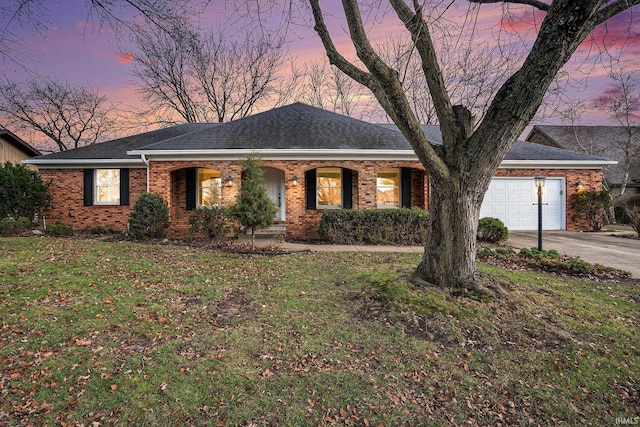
197 168 222 207
94 169 120 205
316 167 342 209
377 168 401 209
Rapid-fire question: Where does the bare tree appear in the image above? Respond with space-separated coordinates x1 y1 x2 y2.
0 78 117 152
297 60 376 119
130 18 298 124
0 0 208 65
309 0 640 290
603 69 640 196
376 34 519 125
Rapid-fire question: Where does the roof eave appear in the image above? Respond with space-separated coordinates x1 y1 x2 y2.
127 149 420 161
22 158 146 168
499 160 617 169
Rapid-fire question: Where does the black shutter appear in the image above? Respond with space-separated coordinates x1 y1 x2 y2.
83 169 93 206
342 168 353 209
186 168 197 210
401 168 411 208
305 169 316 210
119 168 130 206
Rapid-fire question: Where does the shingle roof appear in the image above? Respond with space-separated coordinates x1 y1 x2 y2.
141 103 411 151
28 123 216 160
527 125 640 186
378 124 611 162
26 104 613 165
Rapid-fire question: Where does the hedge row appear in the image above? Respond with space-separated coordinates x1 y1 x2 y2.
318 208 429 245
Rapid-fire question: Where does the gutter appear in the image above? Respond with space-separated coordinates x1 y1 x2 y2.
141 154 150 192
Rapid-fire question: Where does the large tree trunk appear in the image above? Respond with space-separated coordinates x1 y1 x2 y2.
415 179 483 289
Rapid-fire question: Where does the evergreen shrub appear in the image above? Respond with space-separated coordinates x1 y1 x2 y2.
128 193 170 240
477 217 509 243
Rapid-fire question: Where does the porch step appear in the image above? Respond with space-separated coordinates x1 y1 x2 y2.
239 224 286 241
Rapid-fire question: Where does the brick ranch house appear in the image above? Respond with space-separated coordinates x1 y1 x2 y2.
24 103 615 239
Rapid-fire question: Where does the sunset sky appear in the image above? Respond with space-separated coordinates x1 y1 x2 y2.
1 0 639 145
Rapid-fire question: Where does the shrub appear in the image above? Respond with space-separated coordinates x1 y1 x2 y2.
0 217 30 236
0 162 50 221
570 189 611 231
477 217 509 243
128 193 170 240
622 195 640 237
519 247 560 259
477 246 496 258
188 206 232 240
227 155 278 247
614 205 630 224
318 208 429 245
562 259 590 274
87 226 114 235
46 221 73 236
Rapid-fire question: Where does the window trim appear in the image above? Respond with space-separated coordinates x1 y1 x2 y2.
94 169 121 205
377 167 401 209
316 167 343 209
196 168 222 208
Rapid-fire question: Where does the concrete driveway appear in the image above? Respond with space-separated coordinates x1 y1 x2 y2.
506 231 640 278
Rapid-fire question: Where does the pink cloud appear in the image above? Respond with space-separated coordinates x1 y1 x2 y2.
117 52 134 64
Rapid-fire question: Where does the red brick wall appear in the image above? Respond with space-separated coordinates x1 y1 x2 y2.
39 168 147 232
38 162 604 237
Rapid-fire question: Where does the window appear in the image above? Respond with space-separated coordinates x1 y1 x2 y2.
377 168 400 208
316 167 342 208
95 169 120 204
197 169 222 207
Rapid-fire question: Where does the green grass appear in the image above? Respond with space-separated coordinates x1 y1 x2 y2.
0 237 638 426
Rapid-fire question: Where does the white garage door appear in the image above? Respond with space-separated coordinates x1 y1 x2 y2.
480 178 565 230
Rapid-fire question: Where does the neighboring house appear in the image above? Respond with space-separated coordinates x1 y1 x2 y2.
0 126 41 165
24 103 615 238
527 125 640 197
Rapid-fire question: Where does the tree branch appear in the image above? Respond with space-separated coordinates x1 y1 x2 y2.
323 0 451 182
387 0 463 147
466 0 550 11
597 0 640 25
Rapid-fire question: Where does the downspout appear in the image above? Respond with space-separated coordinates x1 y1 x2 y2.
141 154 150 193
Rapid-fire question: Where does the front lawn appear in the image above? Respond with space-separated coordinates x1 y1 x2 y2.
1 237 638 426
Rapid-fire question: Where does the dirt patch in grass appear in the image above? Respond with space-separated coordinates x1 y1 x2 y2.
211 288 260 329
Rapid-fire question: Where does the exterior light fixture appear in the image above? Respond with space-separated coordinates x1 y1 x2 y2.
224 175 233 187
534 175 546 251
291 175 299 187
576 180 584 191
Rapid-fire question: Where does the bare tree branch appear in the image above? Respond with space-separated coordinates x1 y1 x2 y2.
466 0 550 11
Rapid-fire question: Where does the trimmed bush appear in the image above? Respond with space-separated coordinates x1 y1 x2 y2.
0 217 30 236
477 217 509 243
318 208 429 245
128 193 170 240
46 221 73 236
188 206 232 240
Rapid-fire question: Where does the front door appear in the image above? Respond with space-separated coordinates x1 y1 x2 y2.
263 168 285 221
